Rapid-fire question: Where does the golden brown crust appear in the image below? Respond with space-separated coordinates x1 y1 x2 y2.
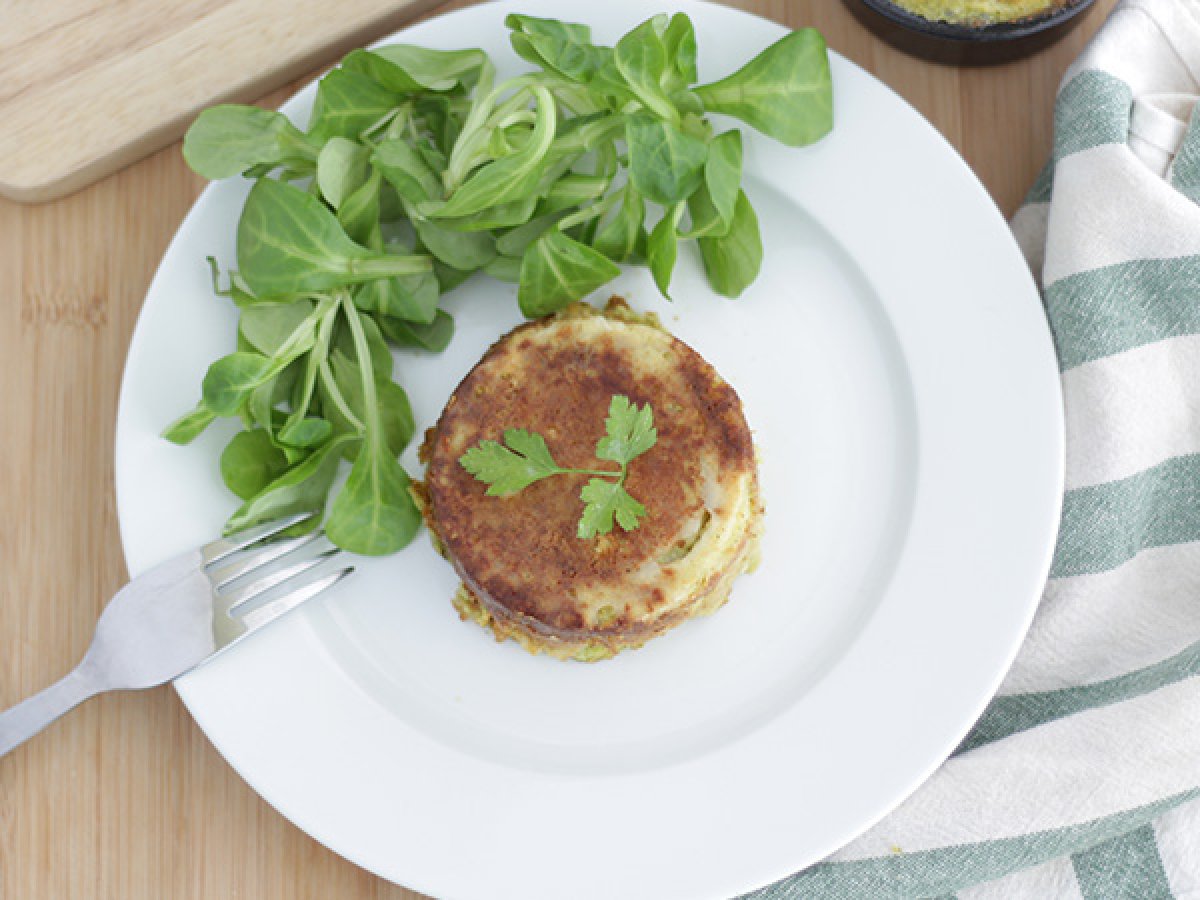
423 299 761 660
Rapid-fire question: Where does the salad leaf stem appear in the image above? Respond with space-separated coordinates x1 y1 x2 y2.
346 255 434 279
555 190 623 231
342 293 381 440
318 357 367 433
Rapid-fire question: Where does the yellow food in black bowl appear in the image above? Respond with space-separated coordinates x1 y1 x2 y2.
891 0 1074 26
853 0 1096 62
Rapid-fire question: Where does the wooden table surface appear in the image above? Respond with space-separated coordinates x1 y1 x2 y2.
0 1 1117 897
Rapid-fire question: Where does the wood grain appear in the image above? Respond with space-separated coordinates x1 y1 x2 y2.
0 0 443 202
0 1 1117 898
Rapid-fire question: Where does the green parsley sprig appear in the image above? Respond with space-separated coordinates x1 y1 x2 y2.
459 395 657 538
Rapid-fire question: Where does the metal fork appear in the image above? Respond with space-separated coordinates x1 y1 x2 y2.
0 515 353 758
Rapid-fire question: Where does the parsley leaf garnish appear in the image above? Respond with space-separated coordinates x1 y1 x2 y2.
459 429 561 496
578 478 648 539
458 394 656 538
595 394 658 466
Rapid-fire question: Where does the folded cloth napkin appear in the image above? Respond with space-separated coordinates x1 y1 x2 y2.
747 1 1200 897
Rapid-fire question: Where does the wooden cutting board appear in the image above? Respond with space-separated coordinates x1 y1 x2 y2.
0 0 442 203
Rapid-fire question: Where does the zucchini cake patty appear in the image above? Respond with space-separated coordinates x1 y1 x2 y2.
420 299 762 661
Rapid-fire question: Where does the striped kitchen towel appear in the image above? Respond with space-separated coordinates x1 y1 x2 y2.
748 1 1200 897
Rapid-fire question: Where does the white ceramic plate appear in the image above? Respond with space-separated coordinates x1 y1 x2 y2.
115 2 1064 897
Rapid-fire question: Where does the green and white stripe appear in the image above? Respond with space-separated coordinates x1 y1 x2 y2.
1061 335 1200 490
1004 543 1200 692
748 0 1200 896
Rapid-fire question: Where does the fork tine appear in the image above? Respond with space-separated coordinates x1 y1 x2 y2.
221 548 340 614
237 567 355 633
207 530 324 589
201 513 316 565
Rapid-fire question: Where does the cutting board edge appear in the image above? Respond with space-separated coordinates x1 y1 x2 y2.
0 0 446 204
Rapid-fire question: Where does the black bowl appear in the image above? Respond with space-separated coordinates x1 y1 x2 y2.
850 0 1099 63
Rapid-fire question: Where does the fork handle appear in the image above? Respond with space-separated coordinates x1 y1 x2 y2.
0 666 102 758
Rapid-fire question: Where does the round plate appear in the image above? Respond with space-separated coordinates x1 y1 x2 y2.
114 3 1063 898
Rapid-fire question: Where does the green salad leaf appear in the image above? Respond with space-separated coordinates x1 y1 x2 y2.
625 114 708 206
693 29 833 147
183 105 318 179
220 429 290 501
518 229 620 318
316 138 372 210
614 16 678 123
342 45 488 94
307 68 403 142
236 179 431 298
